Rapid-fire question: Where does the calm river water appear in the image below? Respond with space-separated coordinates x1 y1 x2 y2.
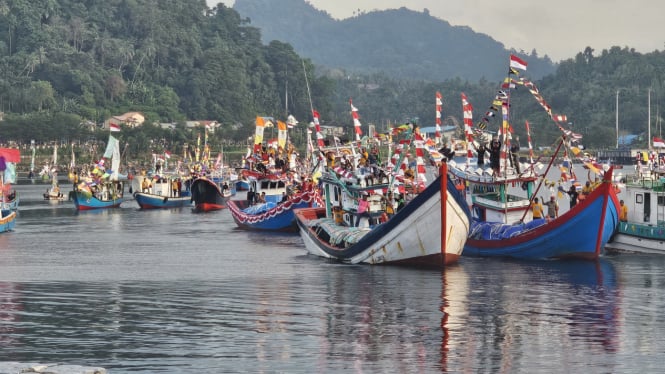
1 176 664 373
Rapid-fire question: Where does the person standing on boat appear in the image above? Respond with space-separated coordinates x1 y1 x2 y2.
619 200 628 222
438 142 455 162
567 185 579 209
488 137 501 175
257 192 266 204
172 179 179 197
384 193 395 218
545 196 559 221
510 136 520 173
581 181 592 198
531 197 544 220
476 140 486 166
356 194 370 226
247 188 255 205
141 177 151 193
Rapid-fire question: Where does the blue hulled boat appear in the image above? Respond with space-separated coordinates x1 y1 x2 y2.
133 175 192 209
455 165 620 260
227 173 319 232
0 209 16 233
73 181 126 210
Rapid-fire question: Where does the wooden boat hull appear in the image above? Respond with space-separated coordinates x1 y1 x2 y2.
0 209 16 233
190 177 231 212
72 191 124 210
133 192 193 209
295 174 471 266
464 177 620 260
228 190 318 232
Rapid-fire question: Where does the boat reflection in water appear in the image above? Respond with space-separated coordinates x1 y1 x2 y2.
439 258 619 372
315 257 620 373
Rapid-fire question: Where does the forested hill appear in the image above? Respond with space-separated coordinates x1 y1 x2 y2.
233 0 556 82
0 0 329 131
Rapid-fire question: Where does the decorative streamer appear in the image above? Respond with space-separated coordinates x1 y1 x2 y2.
461 93 475 165
414 129 427 183
350 99 363 141
525 120 534 164
312 110 325 149
277 120 287 149
435 92 443 143
254 116 265 154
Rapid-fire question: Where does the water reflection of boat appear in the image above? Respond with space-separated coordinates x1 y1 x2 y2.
449 257 621 370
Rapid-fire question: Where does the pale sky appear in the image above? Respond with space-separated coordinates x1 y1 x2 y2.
209 0 664 62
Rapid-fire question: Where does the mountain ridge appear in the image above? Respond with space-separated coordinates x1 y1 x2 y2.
232 0 556 81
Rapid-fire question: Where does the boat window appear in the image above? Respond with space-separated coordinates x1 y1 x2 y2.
278 181 285 188
261 181 269 189
658 196 665 206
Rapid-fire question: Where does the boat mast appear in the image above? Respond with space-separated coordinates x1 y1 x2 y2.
615 90 620 149
648 88 652 151
302 59 314 167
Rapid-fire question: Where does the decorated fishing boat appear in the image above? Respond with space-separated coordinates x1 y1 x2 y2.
133 174 193 209
456 165 619 260
605 167 665 254
295 162 471 266
227 171 319 232
452 55 620 260
1 190 18 210
295 100 470 266
0 208 16 233
190 175 234 212
73 179 125 210
227 112 316 228
43 178 66 201
0 147 20 210
72 132 127 210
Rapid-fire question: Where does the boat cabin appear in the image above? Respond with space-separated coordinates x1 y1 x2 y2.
321 173 388 229
623 173 665 226
250 178 287 204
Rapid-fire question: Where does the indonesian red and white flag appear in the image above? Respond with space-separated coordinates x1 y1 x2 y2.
509 54 528 71
110 123 121 132
654 136 665 148
164 150 171 159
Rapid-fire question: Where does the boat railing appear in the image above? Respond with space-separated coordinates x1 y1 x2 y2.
618 221 665 239
448 163 538 184
472 193 531 210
